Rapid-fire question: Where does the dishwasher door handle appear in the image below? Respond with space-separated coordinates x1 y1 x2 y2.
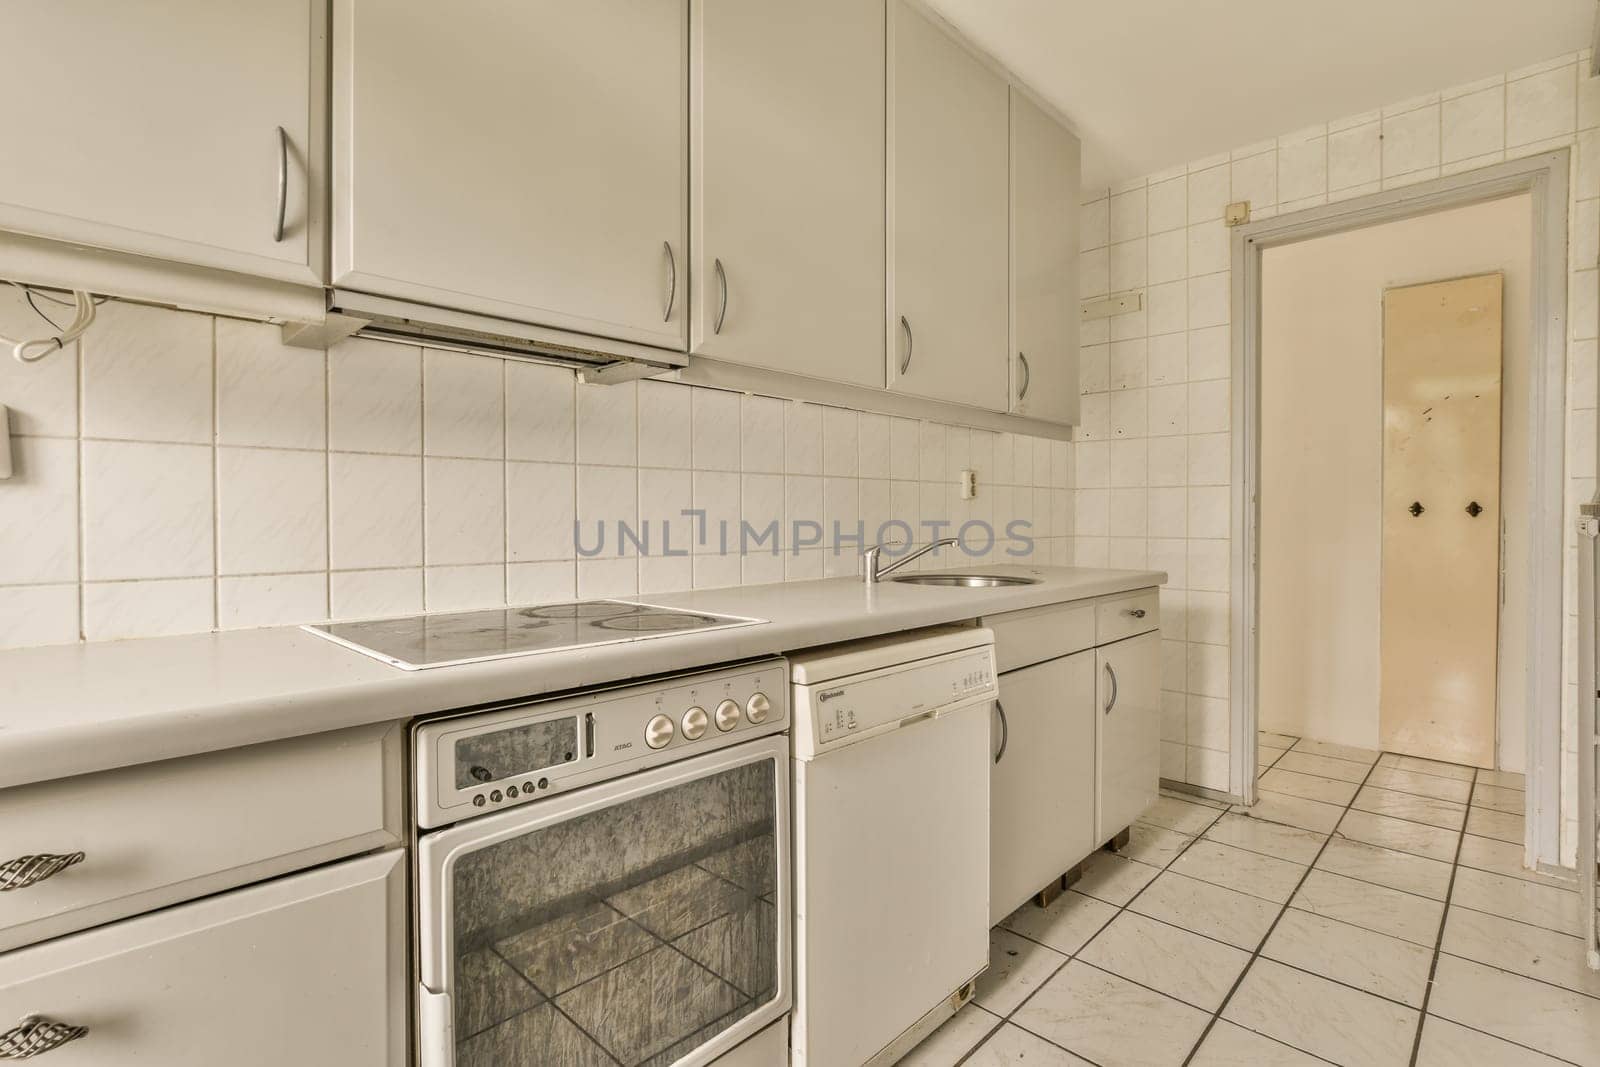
993 701 1009 764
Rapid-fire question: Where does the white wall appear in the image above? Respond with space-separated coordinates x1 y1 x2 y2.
0 291 1073 648
1076 48 1597 862
1257 195 1532 762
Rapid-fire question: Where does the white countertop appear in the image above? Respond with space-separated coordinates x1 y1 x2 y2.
0 565 1163 789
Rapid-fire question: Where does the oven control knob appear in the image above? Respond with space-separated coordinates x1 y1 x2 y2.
746 692 771 724
714 699 742 732
681 705 708 740
645 714 674 749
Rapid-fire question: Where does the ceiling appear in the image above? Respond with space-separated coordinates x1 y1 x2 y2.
923 0 1595 190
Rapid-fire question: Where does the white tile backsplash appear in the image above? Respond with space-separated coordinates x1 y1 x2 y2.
424 348 504 460
81 439 213 581
81 302 213 444
216 447 328 575
216 319 326 450
329 338 422 455
329 452 423 570
0 436 77 584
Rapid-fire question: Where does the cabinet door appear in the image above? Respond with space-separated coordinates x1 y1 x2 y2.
990 652 1097 924
333 0 688 350
887 0 1009 411
1096 632 1161 843
0 851 406 1066
1010 90 1081 423
0 1 322 284
692 0 884 386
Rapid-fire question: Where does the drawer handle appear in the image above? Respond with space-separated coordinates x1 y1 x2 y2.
0 1016 88 1059
0 852 84 892
1125 608 1147 619
993 700 1009 764
1104 662 1119 714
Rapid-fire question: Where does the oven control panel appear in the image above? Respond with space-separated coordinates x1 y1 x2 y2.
413 657 788 828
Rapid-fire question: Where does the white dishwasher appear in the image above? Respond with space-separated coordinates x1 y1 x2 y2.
789 626 997 1067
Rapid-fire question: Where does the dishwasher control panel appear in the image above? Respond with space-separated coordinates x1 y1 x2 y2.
791 635 997 759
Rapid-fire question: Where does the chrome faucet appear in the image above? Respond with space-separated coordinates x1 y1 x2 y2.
863 538 959 583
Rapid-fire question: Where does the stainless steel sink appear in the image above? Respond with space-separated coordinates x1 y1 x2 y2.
889 574 1041 588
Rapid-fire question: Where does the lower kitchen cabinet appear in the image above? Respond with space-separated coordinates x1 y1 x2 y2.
1096 632 1161 845
990 650 1097 924
0 850 406 1066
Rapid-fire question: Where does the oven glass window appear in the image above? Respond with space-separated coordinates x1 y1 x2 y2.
453 717 578 789
448 758 778 1066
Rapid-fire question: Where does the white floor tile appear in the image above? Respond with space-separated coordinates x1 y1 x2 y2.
1451 867 1584 936
1415 1016 1571 1066
1378 752 1475 782
1236 790 1346 834
1141 795 1228 836
1258 731 1300 749
1291 870 1445 946
1274 750 1371 783
899 1003 1001 1066
1441 906 1600 999
1261 908 1434 1007
1169 840 1307 903
1013 960 1211 1067
1336 809 1460 862
1365 766 1474 804
1202 812 1327 866
1258 767 1360 806
1291 739 1381 765
1001 891 1118 956
974 928 1067 1016
1131 871 1281 951
1471 783 1526 815
1457 834 1578 890
965 1024 1092 1065
1190 1020 1328 1066
1077 910 1251 1012
1475 769 1525 791
1120 822 1193 868
1352 785 1467 830
1427 954 1600 1066
1073 851 1159 906
1465 806 1524 844
1222 958 1419 1067
1315 837 1454 901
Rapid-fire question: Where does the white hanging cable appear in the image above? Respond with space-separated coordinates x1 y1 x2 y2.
3 283 97 363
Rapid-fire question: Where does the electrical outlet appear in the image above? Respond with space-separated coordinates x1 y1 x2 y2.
960 469 977 499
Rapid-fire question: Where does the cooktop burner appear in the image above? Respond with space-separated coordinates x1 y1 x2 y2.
303 600 766 670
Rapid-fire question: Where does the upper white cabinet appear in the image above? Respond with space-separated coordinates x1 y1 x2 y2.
332 0 689 350
0 1 324 285
886 0 1010 412
1010 90 1081 423
691 0 885 386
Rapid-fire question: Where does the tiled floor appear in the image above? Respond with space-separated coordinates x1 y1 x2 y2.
902 734 1600 1066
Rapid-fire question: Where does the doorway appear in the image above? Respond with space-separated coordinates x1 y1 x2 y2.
1230 152 1573 867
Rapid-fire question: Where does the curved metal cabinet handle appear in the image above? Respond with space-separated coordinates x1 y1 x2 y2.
0 852 84 892
0 1015 88 1058
993 700 1009 764
273 126 288 244
661 242 677 323
1017 352 1030 399
899 315 913 375
1103 662 1119 714
713 257 728 335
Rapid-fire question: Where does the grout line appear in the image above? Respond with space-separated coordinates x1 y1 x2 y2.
1179 752 1384 1065
1433 945 1600 1005
1409 766 1476 1066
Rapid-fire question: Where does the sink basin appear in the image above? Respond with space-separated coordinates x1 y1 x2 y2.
889 574 1041 588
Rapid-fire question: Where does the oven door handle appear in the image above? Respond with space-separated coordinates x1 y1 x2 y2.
416 984 454 1067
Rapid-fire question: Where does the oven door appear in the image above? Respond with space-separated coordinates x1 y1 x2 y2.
416 734 790 1067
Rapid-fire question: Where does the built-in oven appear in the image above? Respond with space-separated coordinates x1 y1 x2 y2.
412 658 790 1067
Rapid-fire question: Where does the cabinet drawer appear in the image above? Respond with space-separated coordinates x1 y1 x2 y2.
0 724 400 952
0 851 406 1067
1096 588 1160 645
982 601 1096 672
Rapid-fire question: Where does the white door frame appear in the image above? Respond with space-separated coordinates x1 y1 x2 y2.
1229 150 1572 869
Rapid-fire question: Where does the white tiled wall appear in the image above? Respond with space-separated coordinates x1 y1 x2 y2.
0 290 1073 649
1078 50 1599 860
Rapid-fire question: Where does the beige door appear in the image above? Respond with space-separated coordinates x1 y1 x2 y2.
1380 273 1503 767
886 0 1010 412
1009 89 1081 424
333 0 688 350
691 0 885 386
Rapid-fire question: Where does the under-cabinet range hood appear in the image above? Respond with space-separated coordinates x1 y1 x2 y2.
282 289 688 385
